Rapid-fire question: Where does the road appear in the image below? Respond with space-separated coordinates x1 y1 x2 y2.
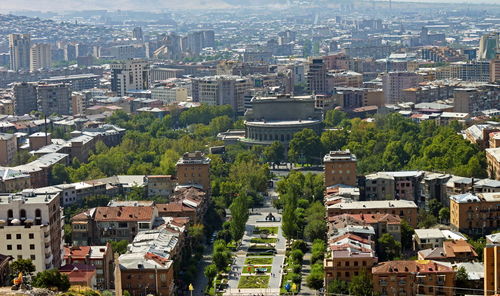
192 240 214 296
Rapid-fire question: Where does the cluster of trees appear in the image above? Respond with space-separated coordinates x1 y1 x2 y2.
204 240 232 293
327 270 375 296
306 239 327 291
10 259 70 292
276 171 325 241
283 240 307 290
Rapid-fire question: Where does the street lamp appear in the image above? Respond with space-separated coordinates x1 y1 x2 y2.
189 283 194 296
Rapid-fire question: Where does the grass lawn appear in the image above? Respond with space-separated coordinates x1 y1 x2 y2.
250 237 278 244
245 257 273 265
238 276 270 289
254 226 279 235
242 265 271 274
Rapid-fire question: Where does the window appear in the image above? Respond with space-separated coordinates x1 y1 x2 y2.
17 245 22 250
345 272 350 277
6 234 11 240
362 261 366 266
7 245 12 250
16 234 21 239
30 244 35 250
346 261 350 267
354 261 358 266
30 255 36 260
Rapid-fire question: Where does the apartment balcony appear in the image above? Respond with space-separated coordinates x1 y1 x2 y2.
45 254 53 265
44 234 51 243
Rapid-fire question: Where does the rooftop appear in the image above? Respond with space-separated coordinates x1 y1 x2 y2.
328 199 417 210
324 150 357 162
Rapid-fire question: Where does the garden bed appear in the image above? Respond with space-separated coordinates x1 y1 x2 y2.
250 237 278 244
242 265 271 274
254 226 278 235
245 257 274 265
238 276 270 289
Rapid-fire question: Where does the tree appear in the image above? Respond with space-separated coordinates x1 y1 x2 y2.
311 239 326 264
110 240 129 255
321 129 348 152
204 264 217 283
417 209 438 228
377 233 401 261
455 266 469 295
50 163 70 185
304 219 326 242
282 196 298 239
428 199 443 216
288 129 322 165
328 279 349 295
400 219 414 251
306 264 324 290
349 269 374 296
32 269 70 291
189 224 205 244
229 194 249 242
439 207 450 224
263 141 285 167
290 249 304 264
324 109 347 127
10 259 35 277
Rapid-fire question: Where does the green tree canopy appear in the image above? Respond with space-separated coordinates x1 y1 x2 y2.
288 128 322 165
33 269 70 291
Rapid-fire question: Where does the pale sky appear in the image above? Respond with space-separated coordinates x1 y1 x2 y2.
0 0 498 12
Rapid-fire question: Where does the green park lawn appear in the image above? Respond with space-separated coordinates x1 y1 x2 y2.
238 276 270 289
244 257 273 265
250 237 278 244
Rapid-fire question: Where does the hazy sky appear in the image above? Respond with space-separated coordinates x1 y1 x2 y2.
0 0 499 12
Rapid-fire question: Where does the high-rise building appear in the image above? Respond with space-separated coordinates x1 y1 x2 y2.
382 71 422 104
191 75 250 113
9 34 31 71
13 82 38 115
479 32 499 61
37 83 71 115
64 43 76 61
176 151 211 191
132 27 143 41
490 53 500 83
484 233 500 296
307 57 328 94
324 150 357 187
30 43 52 72
110 59 150 96
0 133 17 165
0 191 64 273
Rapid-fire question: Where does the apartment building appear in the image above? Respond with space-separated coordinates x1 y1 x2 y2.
176 151 211 191
71 206 158 246
9 34 31 71
0 191 63 273
37 83 71 115
486 148 500 180
0 133 17 165
382 72 423 104
307 58 328 94
64 244 114 290
191 75 250 113
30 43 51 72
13 82 38 115
484 233 500 296
111 59 150 96
418 239 478 263
327 200 418 227
324 150 357 187
449 192 500 235
372 260 455 296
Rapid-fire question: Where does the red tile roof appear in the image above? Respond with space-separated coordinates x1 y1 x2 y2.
94 206 154 222
157 202 196 213
372 260 453 274
64 246 91 259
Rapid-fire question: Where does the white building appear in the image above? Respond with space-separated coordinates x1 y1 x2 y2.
151 86 188 104
111 59 150 96
0 191 64 273
30 43 51 72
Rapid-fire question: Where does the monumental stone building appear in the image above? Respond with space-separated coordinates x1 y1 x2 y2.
242 94 322 148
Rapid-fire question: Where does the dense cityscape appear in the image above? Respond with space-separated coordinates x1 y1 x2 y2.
0 0 498 295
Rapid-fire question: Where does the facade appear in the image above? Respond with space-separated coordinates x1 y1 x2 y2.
151 86 188 104
0 191 63 273
9 34 31 71
307 57 327 94
71 206 158 246
37 83 71 115
0 133 17 165
13 82 38 115
372 260 455 296
449 192 500 235
454 88 500 115
30 43 51 72
41 74 100 92
490 53 500 83
176 151 211 191
364 173 395 200
145 175 176 198
486 148 500 180
324 150 357 187
111 60 150 96
484 233 500 296
382 72 422 104
64 244 114 290
327 200 419 227
150 68 185 81
191 75 250 113
418 239 478 262
478 32 499 61
243 95 322 148
326 70 363 90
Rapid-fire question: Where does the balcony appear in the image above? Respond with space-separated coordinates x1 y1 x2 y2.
399 280 406 286
380 280 388 286
45 254 53 265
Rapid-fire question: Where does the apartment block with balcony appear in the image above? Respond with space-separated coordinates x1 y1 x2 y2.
372 260 455 296
484 233 500 296
176 151 211 192
0 191 63 273
449 192 500 235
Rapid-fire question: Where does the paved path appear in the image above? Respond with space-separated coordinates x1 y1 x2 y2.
192 241 213 296
224 193 285 296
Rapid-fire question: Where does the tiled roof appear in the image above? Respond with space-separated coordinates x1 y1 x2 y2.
443 240 477 257
157 202 196 213
64 246 91 258
372 260 453 274
94 206 154 222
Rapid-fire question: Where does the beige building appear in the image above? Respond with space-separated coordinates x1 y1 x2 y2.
450 192 500 235
151 86 188 104
327 70 363 90
485 233 500 296
324 150 357 187
191 75 250 113
176 151 211 191
30 43 51 72
111 59 150 97
382 72 422 104
9 34 31 71
486 148 500 180
37 83 71 115
0 133 17 165
0 191 64 273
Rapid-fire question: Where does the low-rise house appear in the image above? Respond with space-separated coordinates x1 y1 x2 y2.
59 264 97 289
413 228 467 250
418 239 478 263
372 260 455 296
64 244 114 290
